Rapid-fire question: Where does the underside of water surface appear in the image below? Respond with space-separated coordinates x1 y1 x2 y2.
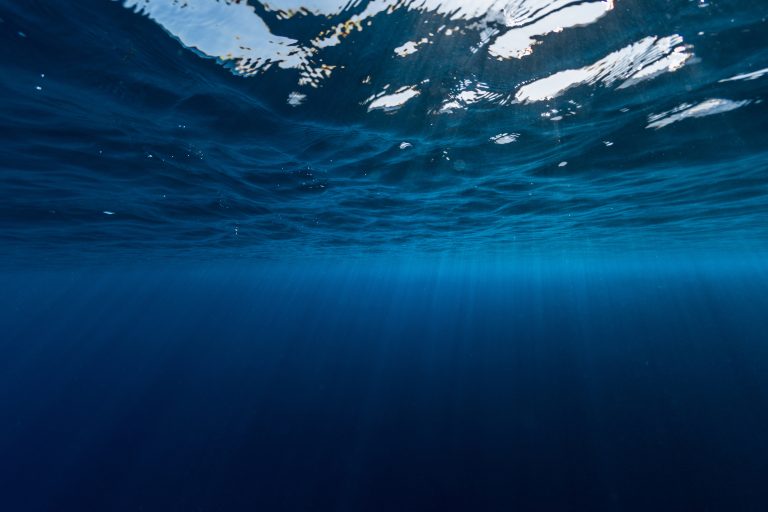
1 0 766 262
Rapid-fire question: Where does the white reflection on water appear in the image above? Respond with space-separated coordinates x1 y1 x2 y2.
488 0 612 60
122 0 309 74
365 84 422 112
719 67 768 83
490 133 520 144
119 0 730 120
646 99 751 129
515 35 692 103
121 0 616 88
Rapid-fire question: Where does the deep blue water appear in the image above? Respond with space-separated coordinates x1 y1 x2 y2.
3 259 768 510
1 0 768 510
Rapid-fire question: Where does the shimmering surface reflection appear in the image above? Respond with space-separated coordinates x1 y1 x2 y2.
0 0 765 261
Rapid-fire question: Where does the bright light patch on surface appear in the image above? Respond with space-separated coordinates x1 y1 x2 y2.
119 0 621 90
490 133 520 144
646 98 750 129
719 67 768 82
121 0 309 74
287 92 307 106
395 39 430 57
515 35 692 103
488 0 613 60
366 85 421 112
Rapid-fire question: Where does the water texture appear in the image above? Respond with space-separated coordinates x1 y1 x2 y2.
1 0 767 261
2 2 768 511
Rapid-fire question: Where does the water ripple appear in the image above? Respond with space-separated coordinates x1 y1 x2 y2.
0 0 766 263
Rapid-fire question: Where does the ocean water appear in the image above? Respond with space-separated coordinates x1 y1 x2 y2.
1 0 768 510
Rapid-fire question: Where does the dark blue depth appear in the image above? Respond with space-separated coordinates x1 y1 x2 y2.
1 259 768 510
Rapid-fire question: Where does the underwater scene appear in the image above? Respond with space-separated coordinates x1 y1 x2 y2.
1 0 767 510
